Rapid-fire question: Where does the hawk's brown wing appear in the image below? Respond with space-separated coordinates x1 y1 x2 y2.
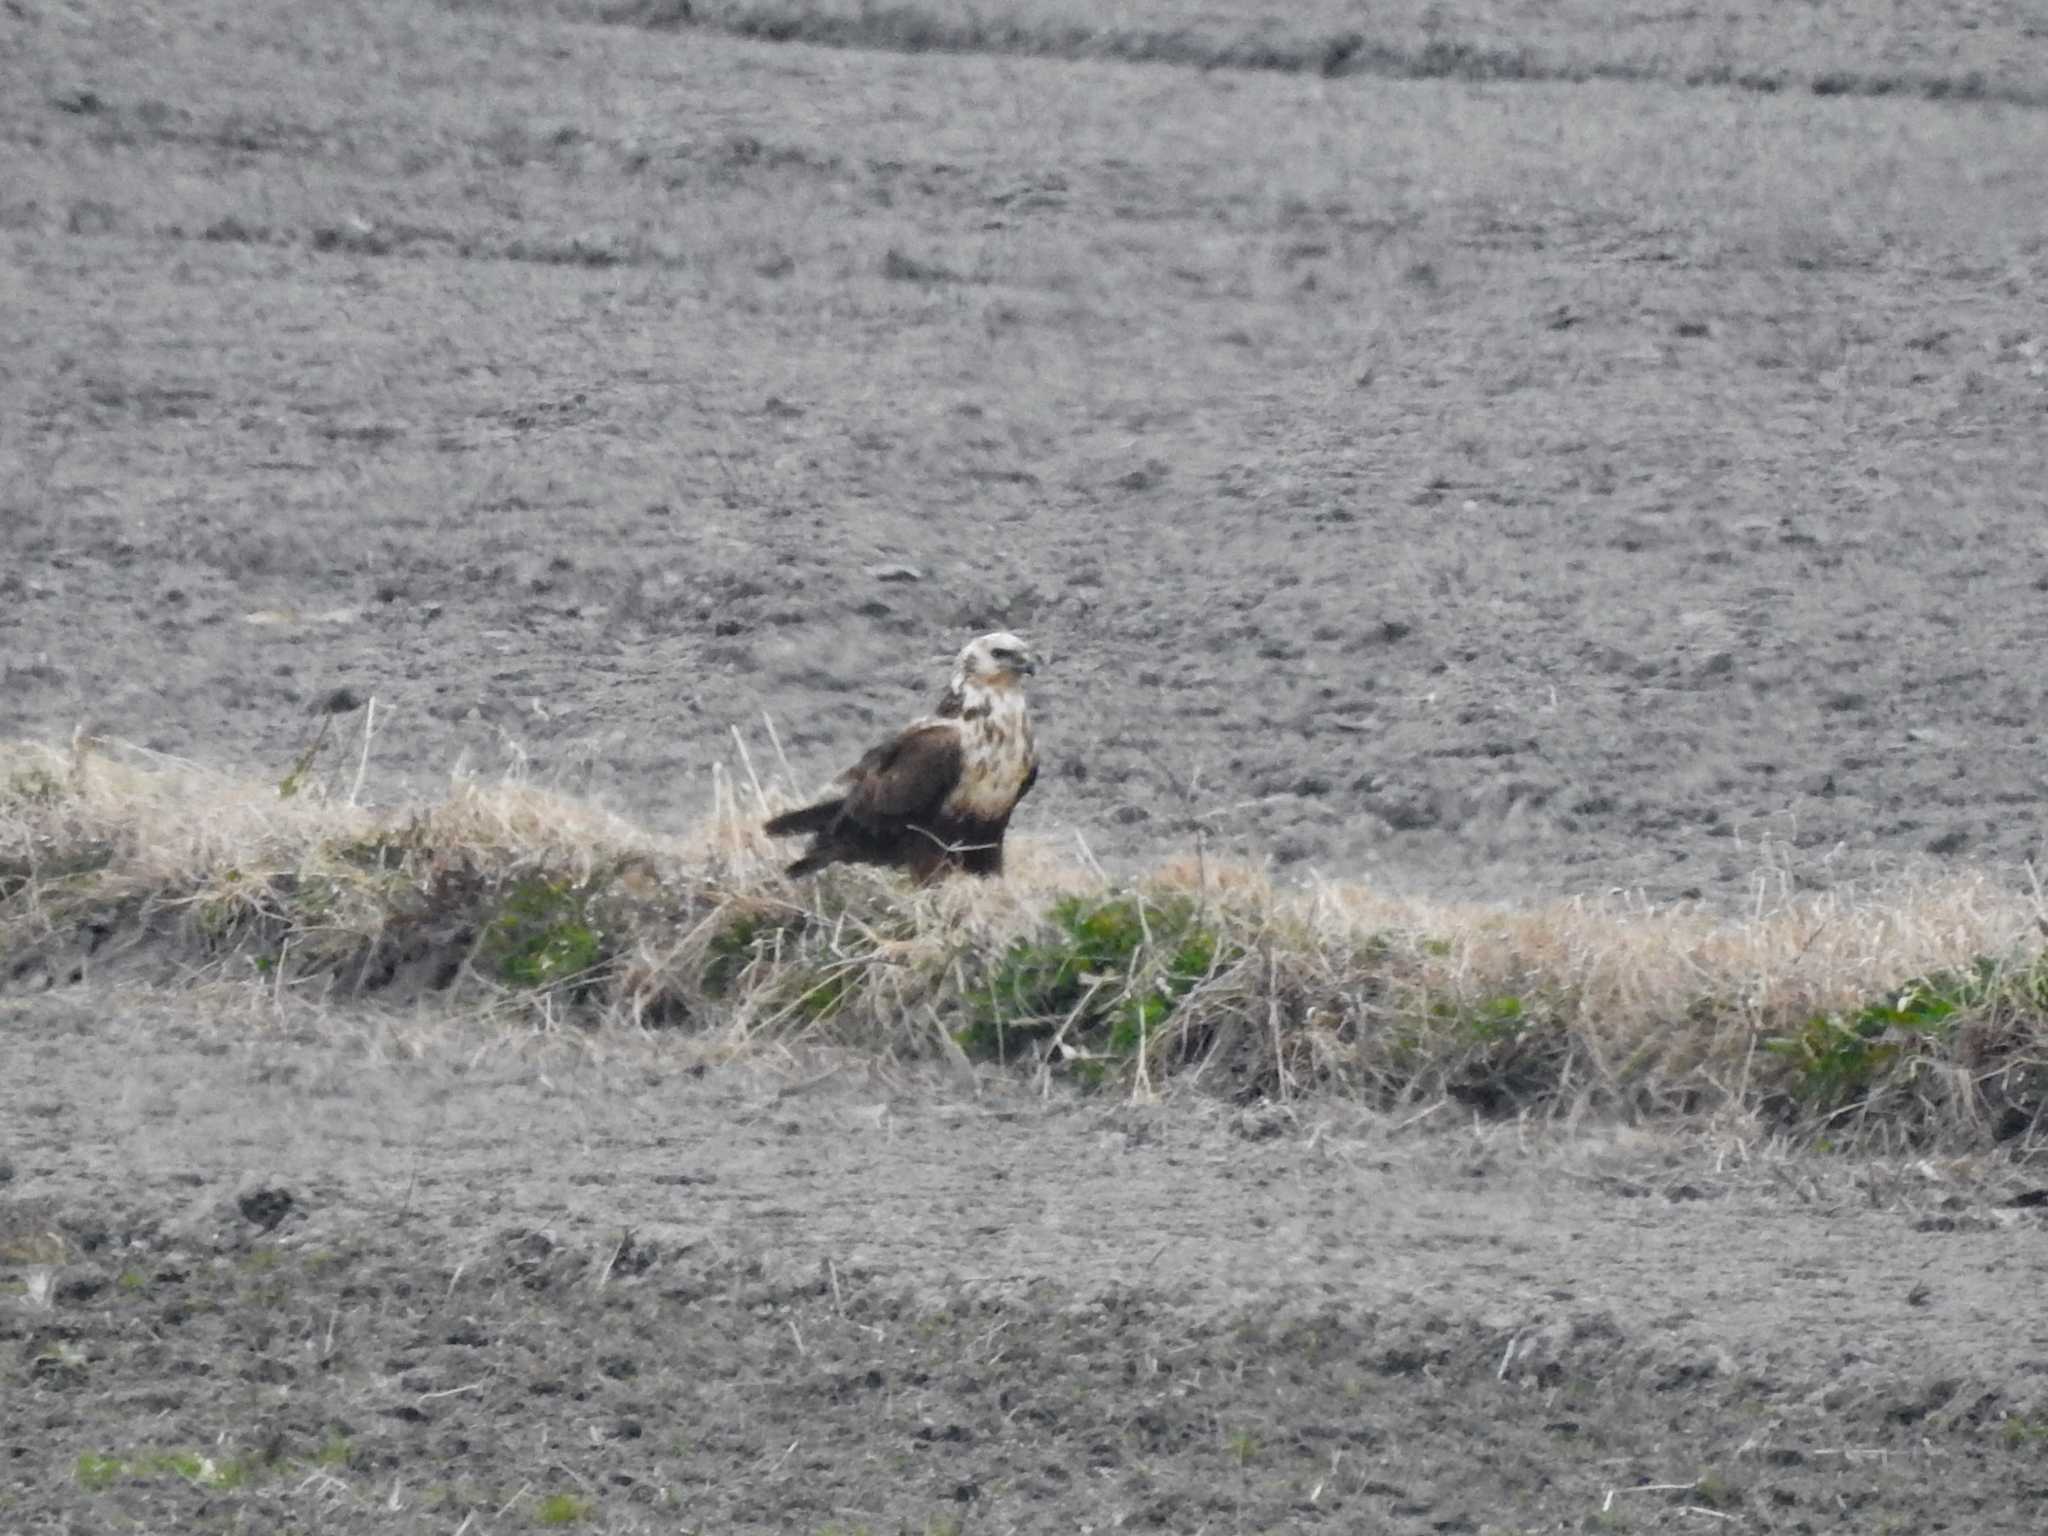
838 724 964 830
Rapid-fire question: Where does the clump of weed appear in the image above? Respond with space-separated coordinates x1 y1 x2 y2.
688 880 924 1037
312 1431 358 1469
1428 987 1583 1115
74 1452 123 1491
965 892 1242 1069
536 1491 593 1525
1692 1467 1744 1509
479 875 607 992
2 761 65 808
700 902 797 997
1460 991 1536 1044
1765 954 2048 1127
2002 1415 2048 1449
770 957 860 1023
76 1449 266 1490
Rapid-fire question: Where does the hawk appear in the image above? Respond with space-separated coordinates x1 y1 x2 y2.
764 632 1039 880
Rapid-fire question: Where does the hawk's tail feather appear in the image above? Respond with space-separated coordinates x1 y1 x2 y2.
762 798 842 838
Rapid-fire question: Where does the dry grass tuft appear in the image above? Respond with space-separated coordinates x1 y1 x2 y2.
4 737 2046 1150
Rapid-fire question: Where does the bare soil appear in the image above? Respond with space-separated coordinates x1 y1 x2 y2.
6 992 2048 1533
8 3 2048 1531
5 0 2047 907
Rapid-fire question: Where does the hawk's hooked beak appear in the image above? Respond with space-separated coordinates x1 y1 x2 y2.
1015 651 1039 677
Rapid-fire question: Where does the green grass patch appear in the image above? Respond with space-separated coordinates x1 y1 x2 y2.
480 875 606 990
76 1449 266 1491
2002 1415 2048 1449
701 905 798 997
772 959 859 1023
964 893 1242 1063
73 1453 123 1492
703 909 769 995
536 1491 593 1525
1766 955 2048 1110
1461 992 1535 1044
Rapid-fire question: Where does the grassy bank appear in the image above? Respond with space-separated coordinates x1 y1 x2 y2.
6 735 2046 1151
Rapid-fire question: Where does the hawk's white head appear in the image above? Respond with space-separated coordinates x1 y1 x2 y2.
951 632 1037 690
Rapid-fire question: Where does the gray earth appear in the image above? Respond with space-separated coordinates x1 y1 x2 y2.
6 996 2048 1533
7 1 2048 1530
5 0 2047 908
